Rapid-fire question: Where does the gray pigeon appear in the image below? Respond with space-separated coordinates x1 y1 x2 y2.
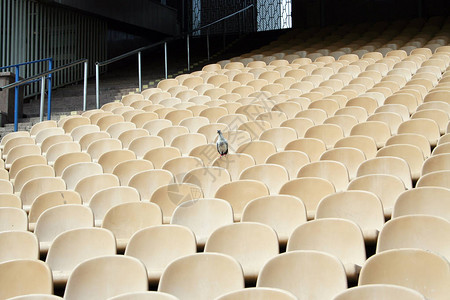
216 130 228 156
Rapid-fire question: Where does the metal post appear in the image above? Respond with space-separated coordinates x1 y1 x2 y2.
95 63 100 109
138 51 142 93
40 76 45 122
164 42 168 79
207 29 210 61
47 59 53 120
187 34 190 72
14 67 19 132
83 61 88 111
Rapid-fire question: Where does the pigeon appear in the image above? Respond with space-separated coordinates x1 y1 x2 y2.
216 130 228 156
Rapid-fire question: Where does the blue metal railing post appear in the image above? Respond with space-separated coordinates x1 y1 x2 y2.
14 67 19 132
47 59 53 120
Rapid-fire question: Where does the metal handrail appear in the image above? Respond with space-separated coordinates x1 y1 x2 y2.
95 4 255 107
1 59 89 129
0 58 53 131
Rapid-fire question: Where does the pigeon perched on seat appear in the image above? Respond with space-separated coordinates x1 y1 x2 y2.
216 130 228 156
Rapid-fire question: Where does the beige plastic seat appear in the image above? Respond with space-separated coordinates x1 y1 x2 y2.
5 144 41 169
242 194 307 246
348 174 406 218
316 190 384 243
62 117 91 134
205 222 278 282
297 160 349 192
0 207 28 232
170 133 207 156
157 126 190 146
128 136 165 159
171 199 233 249
333 284 427 300
335 106 368 123
285 138 326 162
79 131 111 151
358 249 450 300
129 169 175 202
197 123 229 143
112 159 154 186
258 127 297 151
0 131 30 150
295 109 327 125
61 162 103 190
304 124 344 149
53 152 92 177
165 110 193 126
86 138 122 162
424 90 450 105
212 153 255 181
98 149 136 173
279 177 335 220
350 121 391 148
416 170 450 189
216 287 297 300
265 150 309 179
397 118 440 147
214 179 268 221
280 118 314 138
30 120 57 138
199 107 228 123
422 153 450 175
412 109 449 135
8 154 46 180
376 144 424 181
106 122 136 139
377 215 450 261
20 177 66 212
125 225 196 285
89 186 140 227
150 183 203 223
287 218 366 281
46 227 116 286
0 259 53 299
64 255 148 300
28 190 82 231
367 112 403 134
188 144 219 166
179 116 209 133
183 166 231 198
240 164 289 194
386 133 431 158
102 202 162 251
0 179 13 194
162 156 203 183
130 112 159 128
35 127 65 145
13 164 55 194
357 156 412 189
45 141 81 166
384 93 418 114
158 253 244 300
142 146 181 169
334 135 377 159
107 291 179 300
257 250 347 300
34 204 93 253
75 173 120 204
320 147 366 180
2 136 35 160
392 187 450 221
0 230 39 262
236 140 276 165
0 193 21 208
70 124 100 142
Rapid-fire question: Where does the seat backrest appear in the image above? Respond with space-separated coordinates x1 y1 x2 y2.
74 173 120 204
158 253 244 300
279 177 335 220
112 159 154 186
236 140 277 165
97 149 136 173
297 160 349 192
128 135 165 159
422 153 450 176
0 259 53 299
358 249 450 300
239 164 290 195
350 121 391 148
386 133 431 158
142 146 181 169
333 284 427 300
287 218 366 280
417 170 450 189
61 162 103 190
0 231 39 263
89 186 140 226
162 156 204 183
183 167 231 198
216 287 297 300
46 227 116 285
376 144 424 180
0 207 28 232
212 153 255 181
356 156 412 189
150 183 203 223
392 187 450 221
14 164 55 193
20 177 66 209
126 169 174 202
348 174 405 218
64 255 148 300
53 152 92 177
377 215 450 261
125 225 197 284
86 138 122 161
9 155 47 180
103 201 162 251
171 198 233 248
256 250 347 300
397 118 440 146
205 222 278 281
